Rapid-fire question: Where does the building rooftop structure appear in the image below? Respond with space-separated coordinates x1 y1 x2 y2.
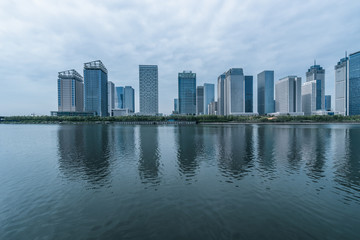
58 69 83 81
84 60 108 74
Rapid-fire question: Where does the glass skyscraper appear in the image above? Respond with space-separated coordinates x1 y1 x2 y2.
84 60 108 116
108 81 115 116
203 83 214 115
275 76 302 113
139 65 158 115
335 56 348 115
217 73 226 116
116 87 124 109
178 71 196 115
58 69 84 112
224 68 245 115
245 76 253 113
124 86 135 113
306 64 325 110
325 95 331 111
174 98 179 114
257 71 274 115
196 86 204 115
349 51 360 115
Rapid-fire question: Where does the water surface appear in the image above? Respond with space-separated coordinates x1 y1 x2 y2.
1 124 360 239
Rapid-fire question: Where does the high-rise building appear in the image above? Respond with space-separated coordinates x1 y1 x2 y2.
325 95 331 111
306 64 325 110
257 70 275 115
108 81 115 116
208 101 218 115
335 56 348 115
203 83 215 115
245 76 253 113
224 68 245 115
275 76 302 113
139 65 158 115
84 60 108 116
217 73 226 116
174 98 179 114
349 51 360 115
196 86 204 115
178 71 196 115
302 80 317 115
124 86 135 113
115 86 124 109
57 69 84 112
335 51 360 115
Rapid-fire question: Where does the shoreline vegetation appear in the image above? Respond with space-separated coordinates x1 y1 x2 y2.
2 115 360 124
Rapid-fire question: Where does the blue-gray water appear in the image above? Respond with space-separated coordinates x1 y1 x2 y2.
1 124 360 239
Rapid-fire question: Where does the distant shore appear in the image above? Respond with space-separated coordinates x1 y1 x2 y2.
2 115 360 124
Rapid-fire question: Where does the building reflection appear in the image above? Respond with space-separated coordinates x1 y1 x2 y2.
57 124 111 186
138 126 161 184
217 125 255 180
256 125 276 174
176 126 199 178
333 128 360 200
301 127 328 180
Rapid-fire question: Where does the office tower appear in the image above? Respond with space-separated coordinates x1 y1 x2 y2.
57 69 84 112
302 81 317 115
178 71 196 115
124 86 135 113
217 73 226 116
139 65 158 115
203 83 215 115
108 81 115 116
245 76 253 113
349 51 360 115
306 63 325 110
196 86 204 115
224 68 245 115
84 60 108 116
174 99 179 114
325 95 331 111
116 87 124 109
335 56 348 115
257 70 275 115
275 76 302 113
208 101 218 115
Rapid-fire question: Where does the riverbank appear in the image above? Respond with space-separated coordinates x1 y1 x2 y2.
2 115 360 124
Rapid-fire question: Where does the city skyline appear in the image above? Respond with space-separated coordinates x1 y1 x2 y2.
0 0 360 115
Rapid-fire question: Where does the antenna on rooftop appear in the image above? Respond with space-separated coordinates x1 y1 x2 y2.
314 59 316 66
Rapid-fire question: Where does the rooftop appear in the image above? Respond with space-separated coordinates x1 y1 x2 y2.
84 60 108 74
58 69 83 81
350 51 360 57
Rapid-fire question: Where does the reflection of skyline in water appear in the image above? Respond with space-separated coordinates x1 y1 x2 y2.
175 127 200 178
57 125 111 187
216 126 255 180
138 126 161 184
55 124 360 201
333 128 360 201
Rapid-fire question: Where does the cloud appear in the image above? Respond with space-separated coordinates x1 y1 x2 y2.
0 0 359 115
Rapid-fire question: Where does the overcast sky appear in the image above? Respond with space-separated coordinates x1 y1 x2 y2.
0 0 359 116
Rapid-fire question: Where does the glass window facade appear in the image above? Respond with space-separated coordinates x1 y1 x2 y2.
178 71 196 115
245 76 253 113
116 87 124 109
203 83 215 115
349 52 360 115
257 71 274 115
58 79 61 106
84 62 108 117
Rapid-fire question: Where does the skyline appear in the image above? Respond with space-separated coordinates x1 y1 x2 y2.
1 0 360 115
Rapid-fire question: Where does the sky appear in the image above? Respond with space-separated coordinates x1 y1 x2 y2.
0 0 359 116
